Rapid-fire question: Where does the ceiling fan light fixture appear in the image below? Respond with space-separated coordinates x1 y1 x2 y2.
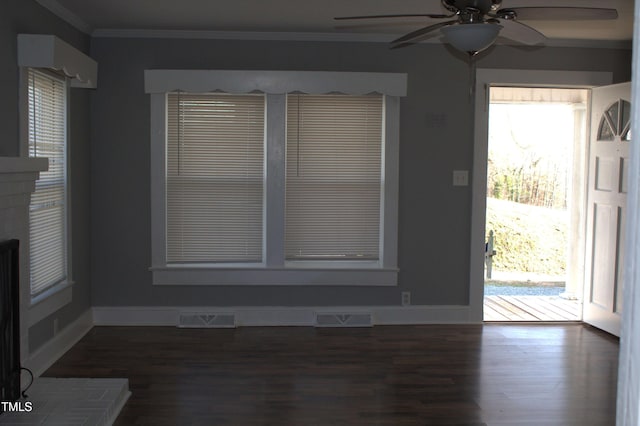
441 23 502 55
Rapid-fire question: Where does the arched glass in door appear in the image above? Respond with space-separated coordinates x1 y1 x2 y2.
597 99 631 141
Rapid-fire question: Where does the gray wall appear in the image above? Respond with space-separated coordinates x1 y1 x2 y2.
89 37 631 308
1 0 92 351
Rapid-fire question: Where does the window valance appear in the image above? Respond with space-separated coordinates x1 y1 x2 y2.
144 70 407 96
18 34 98 88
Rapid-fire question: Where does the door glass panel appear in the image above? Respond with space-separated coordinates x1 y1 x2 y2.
621 100 631 133
598 119 614 141
621 100 631 142
607 102 619 133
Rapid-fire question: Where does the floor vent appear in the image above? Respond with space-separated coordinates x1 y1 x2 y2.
178 313 236 328
315 313 373 327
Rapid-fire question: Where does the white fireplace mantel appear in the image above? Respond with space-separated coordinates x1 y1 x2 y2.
0 156 48 175
0 156 48 365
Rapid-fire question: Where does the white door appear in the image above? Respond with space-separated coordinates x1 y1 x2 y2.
583 82 631 337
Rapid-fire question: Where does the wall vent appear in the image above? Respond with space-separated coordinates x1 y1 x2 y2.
315 313 372 328
178 313 235 328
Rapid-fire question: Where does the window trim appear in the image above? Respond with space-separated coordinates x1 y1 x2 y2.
147 70 404 286
18 33 96 325
18 34 98 89
20 67 74 323
144 70 407 97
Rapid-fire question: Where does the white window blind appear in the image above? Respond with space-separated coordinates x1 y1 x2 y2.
285 94 383 261
28 68 67 296
166 93 265 263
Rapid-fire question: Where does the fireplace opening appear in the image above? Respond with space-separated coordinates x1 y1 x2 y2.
0 239 20 403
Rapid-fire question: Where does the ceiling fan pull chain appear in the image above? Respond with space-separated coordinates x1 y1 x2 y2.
468 56 477 101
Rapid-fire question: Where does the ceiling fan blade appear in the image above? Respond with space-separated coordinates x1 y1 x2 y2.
390 20 457 48
335 13 454 21
503 7 618 21
498 19 546 45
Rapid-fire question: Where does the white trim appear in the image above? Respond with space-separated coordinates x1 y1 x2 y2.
470 69 613 322
382 96 400 267
91 28 633 50
28 0 634 50
151 268 399 286
541 38 632 50
0 157 48 367
18 68 31 158
616 0 640 420
94 29 395 43
149 93 167 269
22 69 75 318
16 302 471 378
92 305 474 327
144 70 408 96
25 309 93 377
0 157 48 174
18 34 97 88
265 94 286 267
35 0 93 34
28 283 73 327
149 75 403 286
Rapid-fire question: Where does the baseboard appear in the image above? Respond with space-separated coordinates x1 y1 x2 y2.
92 305 476 327
25 309 93 377
18 305 475 376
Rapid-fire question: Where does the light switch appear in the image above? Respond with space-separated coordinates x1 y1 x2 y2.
453 170 469 186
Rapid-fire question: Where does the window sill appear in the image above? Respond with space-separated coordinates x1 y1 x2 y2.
29 281 73 327
150 266 398 286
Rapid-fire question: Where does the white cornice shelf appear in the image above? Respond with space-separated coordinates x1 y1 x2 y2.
18 34 98 89
0 157 48 174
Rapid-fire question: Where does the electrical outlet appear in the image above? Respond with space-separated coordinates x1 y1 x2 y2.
453 170 469 186
401 291 411 306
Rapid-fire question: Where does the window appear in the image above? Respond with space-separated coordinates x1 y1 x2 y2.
166 93 265 263
18 34 95 322
286 94 383 261
147 70 404 286
27 68 68 298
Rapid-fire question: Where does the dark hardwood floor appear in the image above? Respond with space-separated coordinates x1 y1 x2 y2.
44 324 619 425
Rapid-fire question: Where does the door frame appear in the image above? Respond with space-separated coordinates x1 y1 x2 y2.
469 68 613 322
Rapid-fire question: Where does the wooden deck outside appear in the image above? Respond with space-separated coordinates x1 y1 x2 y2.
484 295 582 321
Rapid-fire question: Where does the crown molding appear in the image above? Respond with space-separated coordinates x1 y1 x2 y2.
524 38 632 50
91 28 631 50
36 0 92 34
31 1 632 51
91 29 396 43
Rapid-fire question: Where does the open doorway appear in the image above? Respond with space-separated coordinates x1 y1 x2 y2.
483 87 589 322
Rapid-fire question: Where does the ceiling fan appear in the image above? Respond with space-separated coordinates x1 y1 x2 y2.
335 0 618 56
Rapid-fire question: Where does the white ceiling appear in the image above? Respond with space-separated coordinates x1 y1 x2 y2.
38 0 634 46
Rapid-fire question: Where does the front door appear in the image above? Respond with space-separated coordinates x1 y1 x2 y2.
583 82 631 336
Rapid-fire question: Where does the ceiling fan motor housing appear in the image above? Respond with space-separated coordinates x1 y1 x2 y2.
442 0 502 14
